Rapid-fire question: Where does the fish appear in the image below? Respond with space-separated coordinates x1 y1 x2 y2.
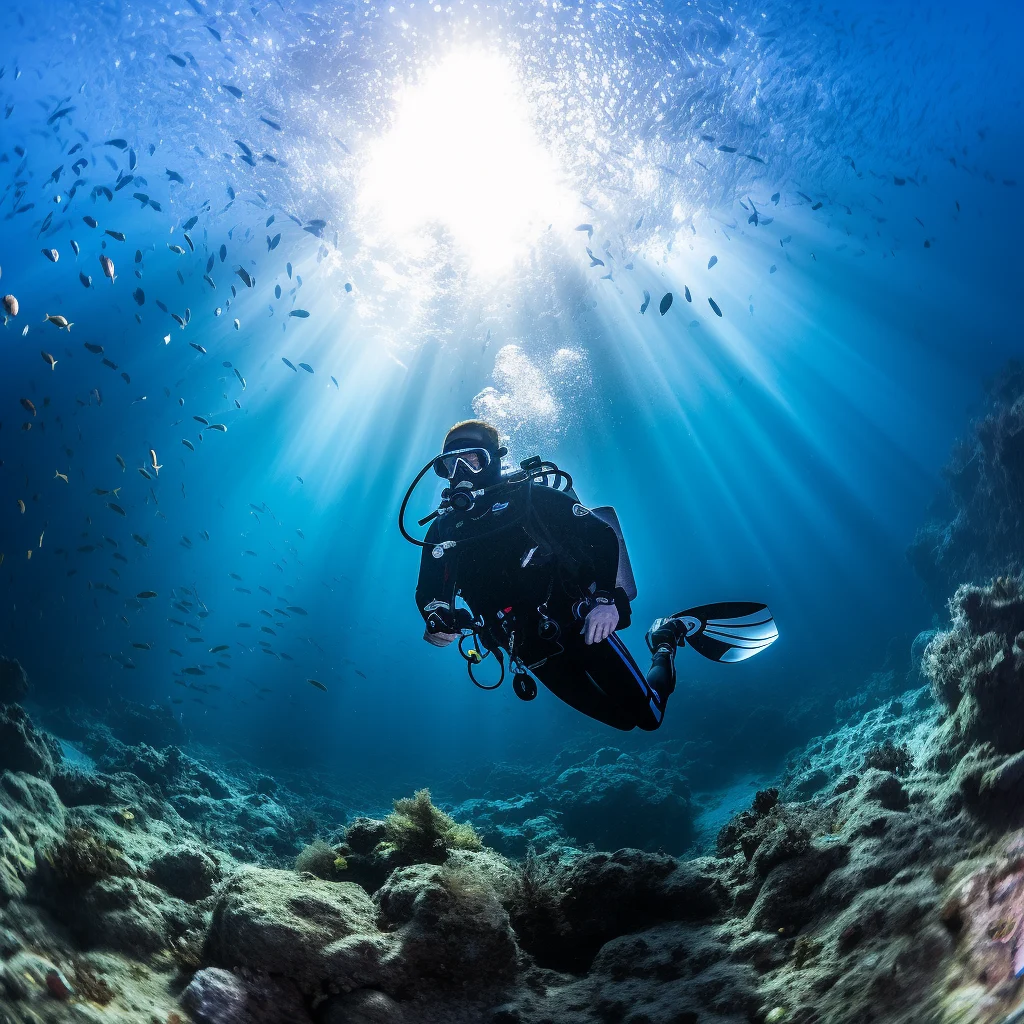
640 290 650 315
811 202 823 211
2 294 19 317
261 116 282 130
235 267 254 288
183 232 195 253
209 645 229 653
298 362 314 373
208 423 227 432
54 470 68 483
105 230 126 242
233 319 240 331
100 255 116 283
659 293 673 316
234 368 246 389
221 83 243 99
707 255 718 270
330 376 339 389
167 244 186 255
166 169 185 184
132 642 152 650
103 358 119 370
41 249 59 263
17 499 25 514
684 286 692 302
193 416 209 426
149 450 162 475
138 467 152 480
289 309 309 318
708 297 723 317
586 247 604 267
189 342 208 354
137 591 157 599
79 272 93 289
183 667 206 676
308 679 328 692
115 454 126 471
20 397 37 416
718 145 737 153
203 275 216 289
71 239 81 256
281 358 297 371
286 606 308 615
83 215 98 229
107 502 126 516
182 439 195 452
771 192 780 205
45 314 73 330
132 534 148 547
40 351 57 370
133 288 145 306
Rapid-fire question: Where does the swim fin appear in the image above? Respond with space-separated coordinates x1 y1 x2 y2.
648 602 778 663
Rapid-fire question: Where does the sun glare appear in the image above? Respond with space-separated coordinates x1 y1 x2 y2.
358 50 573 275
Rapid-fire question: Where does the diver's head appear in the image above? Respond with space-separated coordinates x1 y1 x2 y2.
434 419 505 489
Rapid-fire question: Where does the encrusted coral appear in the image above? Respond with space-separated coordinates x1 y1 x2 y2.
862 739 915 776
381 788 482 864
924 575 1024 757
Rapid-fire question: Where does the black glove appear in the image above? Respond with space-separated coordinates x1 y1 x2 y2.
425 606 474 634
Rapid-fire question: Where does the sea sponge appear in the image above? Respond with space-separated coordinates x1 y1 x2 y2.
382 788 482 864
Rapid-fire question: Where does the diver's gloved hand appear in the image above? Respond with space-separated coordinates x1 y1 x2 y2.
425 606 475 635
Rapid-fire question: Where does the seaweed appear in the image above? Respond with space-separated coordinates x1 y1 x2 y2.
294 839 347 879
381 788 482 864
41 826 130 887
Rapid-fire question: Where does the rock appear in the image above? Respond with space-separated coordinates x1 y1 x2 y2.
747 845 849 932
0 656 30 704
149 845 221 902
320 989 406 1024
924 576 1024 758
254 776 277 796
76 876 195 956
181 967 312 1024
0 704 61 779
105 698 186 748
206 866 384 992
862 770 910 812
374 861 518 989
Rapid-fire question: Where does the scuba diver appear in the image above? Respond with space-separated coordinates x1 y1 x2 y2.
402 419 778 732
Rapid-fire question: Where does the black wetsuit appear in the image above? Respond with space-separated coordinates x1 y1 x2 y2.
415 481 672 731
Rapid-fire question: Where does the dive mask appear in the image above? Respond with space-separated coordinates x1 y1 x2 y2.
432 447 493 480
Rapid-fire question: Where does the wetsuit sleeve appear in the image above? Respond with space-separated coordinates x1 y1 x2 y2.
530 487 620 593
414 520 457 624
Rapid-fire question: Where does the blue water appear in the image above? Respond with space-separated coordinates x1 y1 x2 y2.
0 0 1021 805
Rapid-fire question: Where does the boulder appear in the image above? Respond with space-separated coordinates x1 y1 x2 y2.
206 866 385 992
0 705 60 779
149 844 221 902
374 862 518 989
181 967 312 1024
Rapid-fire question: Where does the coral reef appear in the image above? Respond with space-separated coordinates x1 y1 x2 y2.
7 571 1024 1021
